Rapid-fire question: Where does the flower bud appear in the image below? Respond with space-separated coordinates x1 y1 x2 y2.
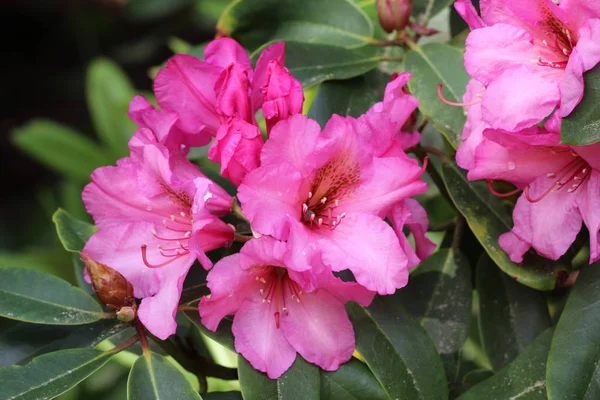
376 0 412 33
81 254 136 311
116 306 137 322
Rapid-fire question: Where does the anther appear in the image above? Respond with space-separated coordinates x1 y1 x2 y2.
547 173 555 178
317 218 323 226
308 191 313 199
180 212 186 217
302 204 308 213
170 215 176 222
334 199 339 207
320 197 327 204
152 229 158 235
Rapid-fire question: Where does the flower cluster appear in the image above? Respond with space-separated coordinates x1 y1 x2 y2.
453 0 600 264
81 38 432 378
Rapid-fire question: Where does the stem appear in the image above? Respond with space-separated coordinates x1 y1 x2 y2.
234 233 252 243
452 216 466 250
429 218 457 232
108 334 140 354
420 146 452 164
380 55 405 62
416 117 428 133
231 198 249 224
413 146 456 211
136 320 150 354
178 305 199 312
368 38 405 46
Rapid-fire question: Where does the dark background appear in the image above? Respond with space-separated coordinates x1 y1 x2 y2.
0 0 220 255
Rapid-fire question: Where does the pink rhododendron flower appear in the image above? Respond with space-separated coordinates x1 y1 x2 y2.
82 118 234 340
154 38 303 185
455 0 600 130
238 111 427 295
199 237 374 379
454 79 488 170
466 121 600 264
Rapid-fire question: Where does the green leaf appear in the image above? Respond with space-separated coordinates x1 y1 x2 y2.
307 69 389 127
53 209 97 253
546 262 600 400
183 311 235 351
458 328 553 400
0 348 114 400
561 65 600 145
347 296 448 400
11 119 110 181
202 392 242 400
440 162 564 290
396 249 472 356
238 355 320 400
395 248 472 381
0 318 131 367
405 43 470 149
320 358 387 400
126 0 191 20
127 351 202 399
413 0 455 23
86 58 137 158
252 41 382 89
0 267 104 325
476 254 551 371
217 0 374 50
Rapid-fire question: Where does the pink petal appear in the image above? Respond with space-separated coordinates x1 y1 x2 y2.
208 118 263 186
281 289 355 371
469 128 574 185
154 54 221 137
403 199 436 262
238 162 306 239
232 300 297 379
561 0 600 27
259 114 323 176
317 213 409 295
481 65 560 131
83 222 195 339
214 63 253 121
456 80 488 170
204 37 251 70
199 254 259 331
251 42 286 112
454 0 485 29
464 24 536 85
239 236 288 271
259 60 304 133
576 170 600 263
500 175 583 261
560 19 600 117
574 142 600 171
314 268 375 306
340 155 427 216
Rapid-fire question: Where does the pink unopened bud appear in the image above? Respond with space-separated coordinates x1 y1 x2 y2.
376 0 412 33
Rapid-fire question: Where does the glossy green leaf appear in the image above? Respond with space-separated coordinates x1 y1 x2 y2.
0 267 104 325
183 311 234 351
125 0 191 20
127 351 202 399
347 296 448 400
458 328 553 400
0 348 114 400
561 64 600 146
441 162 564 290
11 119 110 181
0 318 131 368
405 43 470 149
202 392 242 400
396 249 472 356
320 358 387 400
547 262 600 400
217 0 373 50
413 0 455 23
307 69 389 127
86 58 137 158
53 209 97 253
477 254 551 371
252 41 382 89
238 355 319 400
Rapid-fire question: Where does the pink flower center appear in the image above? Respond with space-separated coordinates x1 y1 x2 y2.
254 267 303 329
534 4 577 69
300 157 359 230
141 211 193 268
524 151 591 203
141 184 195 269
